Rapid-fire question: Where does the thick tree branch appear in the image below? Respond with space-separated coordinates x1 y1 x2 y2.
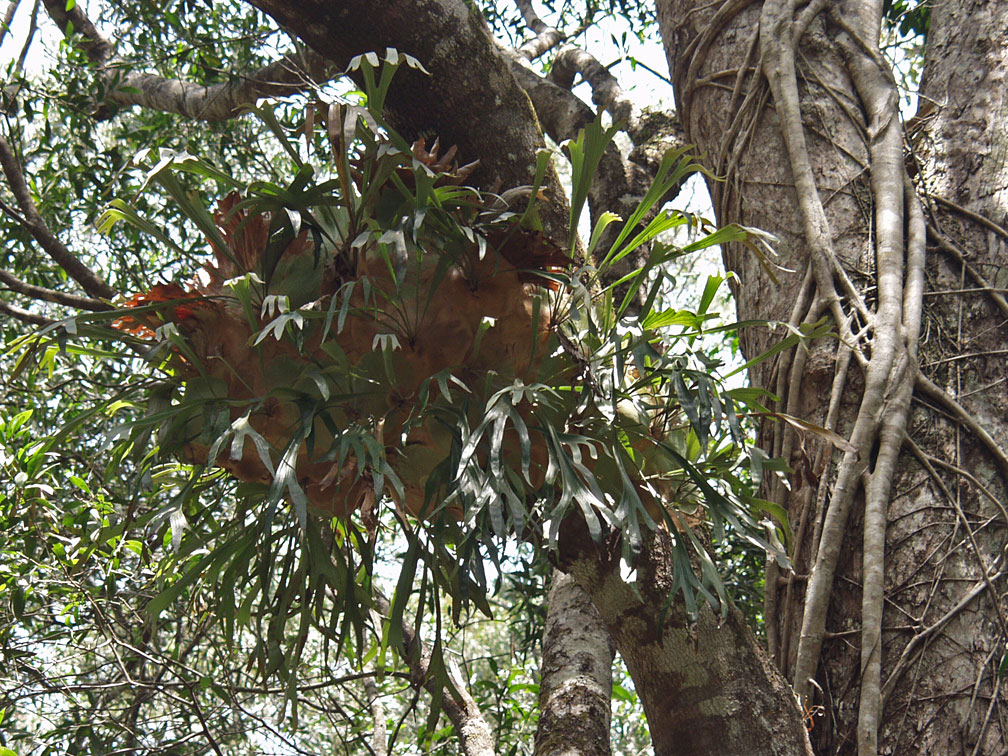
507 57 650 230
549 45 638 135
513 0 564 60
39 0 112 62
506 52 686 303
40 0 334 120
97 50 335 121
0 135 115 300
244 0 570 244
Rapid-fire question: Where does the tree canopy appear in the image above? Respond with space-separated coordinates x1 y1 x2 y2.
3 1 1006 756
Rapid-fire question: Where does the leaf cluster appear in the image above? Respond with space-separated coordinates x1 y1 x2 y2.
2 50 811 743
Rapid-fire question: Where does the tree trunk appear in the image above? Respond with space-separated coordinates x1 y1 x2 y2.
561 526 813 756
659 0 1008 753
80 0 1006 752
535 571 614 756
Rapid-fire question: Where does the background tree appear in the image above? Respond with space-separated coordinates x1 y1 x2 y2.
1 2 1006 756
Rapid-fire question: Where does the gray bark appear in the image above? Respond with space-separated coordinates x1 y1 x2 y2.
535 571 614 756
659 0 1008 753
40 0 336 120
561 525 813 756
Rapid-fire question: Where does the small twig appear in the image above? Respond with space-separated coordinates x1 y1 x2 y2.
927 222 1008 322
969 656 1002 756
182 680 226 756
905 437 1008 642
882 568 1004 703
919 450 1008 527
923 348 1008 367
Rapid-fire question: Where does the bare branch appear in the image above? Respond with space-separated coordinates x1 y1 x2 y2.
513 0 563 60
362 675 388 756
0 298 52 326
0 269 110 311
0 135 116 300
40 0 335 121
548 45 638 134
13 0 38 75
372 592 496 756
99 49 335 121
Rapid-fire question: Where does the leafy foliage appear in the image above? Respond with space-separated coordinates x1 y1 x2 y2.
478 0 654 46
883 0 931 39
1 42 809 755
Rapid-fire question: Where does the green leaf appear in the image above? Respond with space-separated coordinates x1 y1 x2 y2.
565 115 621 255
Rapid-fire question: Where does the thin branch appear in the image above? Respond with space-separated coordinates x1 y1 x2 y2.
0 298 51 325
97 50 335 121
371 592 497 756
914 373 1008 486
13 0 38 75
39 0 112 62
905 437 1008 641
930 193 1008 244
0 269 110 311
363 675 388 756
0 0 20 49
0 135 116 299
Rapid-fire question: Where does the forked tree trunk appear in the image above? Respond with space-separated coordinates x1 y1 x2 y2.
659 0 1008 753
